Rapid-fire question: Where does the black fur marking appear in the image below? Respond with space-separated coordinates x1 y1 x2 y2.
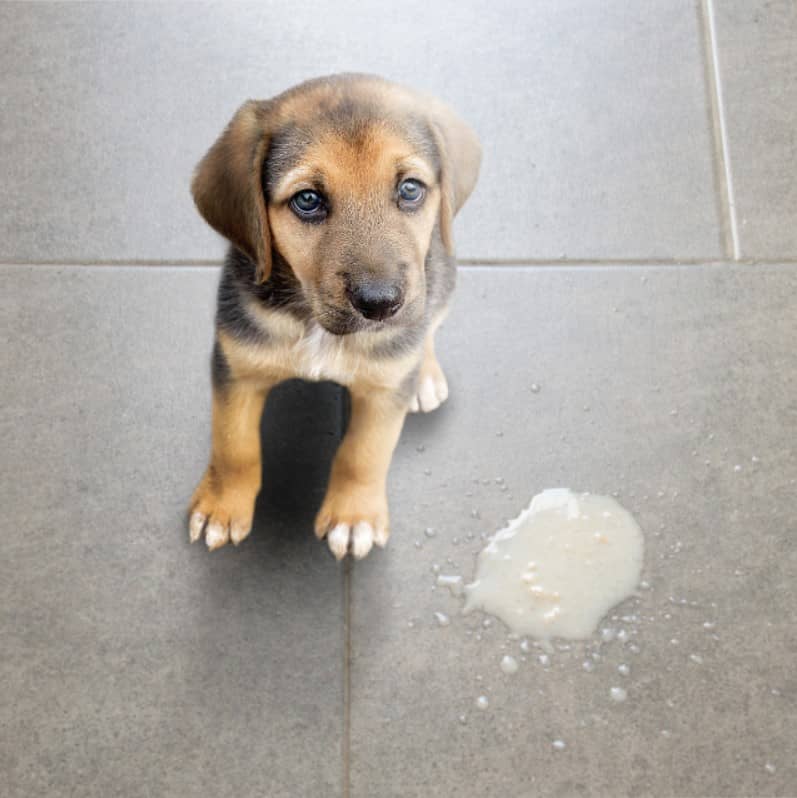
216 254 270 344
216 247 312 345
211 337 231 390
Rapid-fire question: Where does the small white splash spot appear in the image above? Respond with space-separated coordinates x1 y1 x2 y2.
475 695 489 710
609 686 628 702
500 655 519 675
433 611 450 627
552 739 567 751
764 762 776 775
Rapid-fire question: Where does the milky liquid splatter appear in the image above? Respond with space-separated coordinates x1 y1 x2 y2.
463 489 644 639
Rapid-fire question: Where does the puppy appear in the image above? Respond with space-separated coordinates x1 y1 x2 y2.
188 74 480 560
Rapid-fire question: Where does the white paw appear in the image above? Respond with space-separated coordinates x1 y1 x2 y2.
409 373 449 414
325 521 389 561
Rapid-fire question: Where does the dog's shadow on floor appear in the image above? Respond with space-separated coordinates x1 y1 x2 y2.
247 379 346 562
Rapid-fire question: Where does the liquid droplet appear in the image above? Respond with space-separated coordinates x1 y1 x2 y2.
500 655 519 674
764 762 776 775
582 660 595 672
458 714 467 725
601 627 617 642
433 612 450 627
475 695 489 710
538 654 551 667
609 686 627 702
617 663 630 676
530 383 541 393
689 653 703 664
424 526 436 538
734 464 742 473
552 739 567 751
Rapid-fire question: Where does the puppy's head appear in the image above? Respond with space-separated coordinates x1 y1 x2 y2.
192 74 481 335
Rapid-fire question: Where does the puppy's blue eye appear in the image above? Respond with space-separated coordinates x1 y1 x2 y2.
397 179 425 205
290 190 326 220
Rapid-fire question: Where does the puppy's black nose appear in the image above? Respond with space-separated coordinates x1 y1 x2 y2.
346 280 404 321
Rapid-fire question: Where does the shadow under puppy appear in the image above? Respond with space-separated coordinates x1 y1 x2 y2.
189 73 481 560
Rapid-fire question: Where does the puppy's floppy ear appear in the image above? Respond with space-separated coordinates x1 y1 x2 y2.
425 98 482 256
191 100 274 283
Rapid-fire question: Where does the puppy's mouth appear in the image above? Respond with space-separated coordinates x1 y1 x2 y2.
314 300 418 337
314 303 366 336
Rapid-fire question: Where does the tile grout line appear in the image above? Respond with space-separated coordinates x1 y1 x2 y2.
3 258 797 269
340 392 352 798
342 556 352 798
701 0 741 260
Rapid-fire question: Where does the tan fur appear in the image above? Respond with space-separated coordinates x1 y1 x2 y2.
189 380 270 549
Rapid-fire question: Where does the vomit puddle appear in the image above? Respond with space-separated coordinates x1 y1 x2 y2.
463 489 644 639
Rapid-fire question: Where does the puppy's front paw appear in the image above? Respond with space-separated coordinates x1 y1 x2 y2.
314 485 390 560
409 357 449 413
188 470 258 551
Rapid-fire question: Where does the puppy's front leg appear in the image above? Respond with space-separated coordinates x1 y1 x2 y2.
315 385 407 560
189 377 271 550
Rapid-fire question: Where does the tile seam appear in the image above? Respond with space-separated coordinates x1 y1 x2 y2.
3 258 797 269
701 0 741 259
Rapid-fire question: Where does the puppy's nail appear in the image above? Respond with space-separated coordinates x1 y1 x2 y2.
205 522 229 551
189 512 206 543
373 526 390 548
327 523 350 560
409 394 420 413
435 376 449 403
352 522 374 559
419 376 438 412
230 522 251 546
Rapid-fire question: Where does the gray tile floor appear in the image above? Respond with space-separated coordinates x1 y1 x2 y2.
1 3 795 797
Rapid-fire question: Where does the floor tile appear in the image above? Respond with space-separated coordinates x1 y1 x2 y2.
349 265 797 797
714 1 797 258
0 1 720 263
0 266 345 798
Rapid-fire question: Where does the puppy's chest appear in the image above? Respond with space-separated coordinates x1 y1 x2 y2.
293 325 358 383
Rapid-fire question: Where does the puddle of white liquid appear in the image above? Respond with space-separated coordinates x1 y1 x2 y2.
464 489 644 639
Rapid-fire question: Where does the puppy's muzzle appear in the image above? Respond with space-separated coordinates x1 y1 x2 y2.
346 278 404 321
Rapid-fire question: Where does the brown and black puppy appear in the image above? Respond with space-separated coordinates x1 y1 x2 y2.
188 74 480 560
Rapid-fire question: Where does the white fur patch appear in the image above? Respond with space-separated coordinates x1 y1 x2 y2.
351 522 375 559
205 521 229 551
324 521 388 559
327 523 351 560
411 372 449 413
189 512 206 543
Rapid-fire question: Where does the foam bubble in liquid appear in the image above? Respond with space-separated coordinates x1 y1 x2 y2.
464 489 644 639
